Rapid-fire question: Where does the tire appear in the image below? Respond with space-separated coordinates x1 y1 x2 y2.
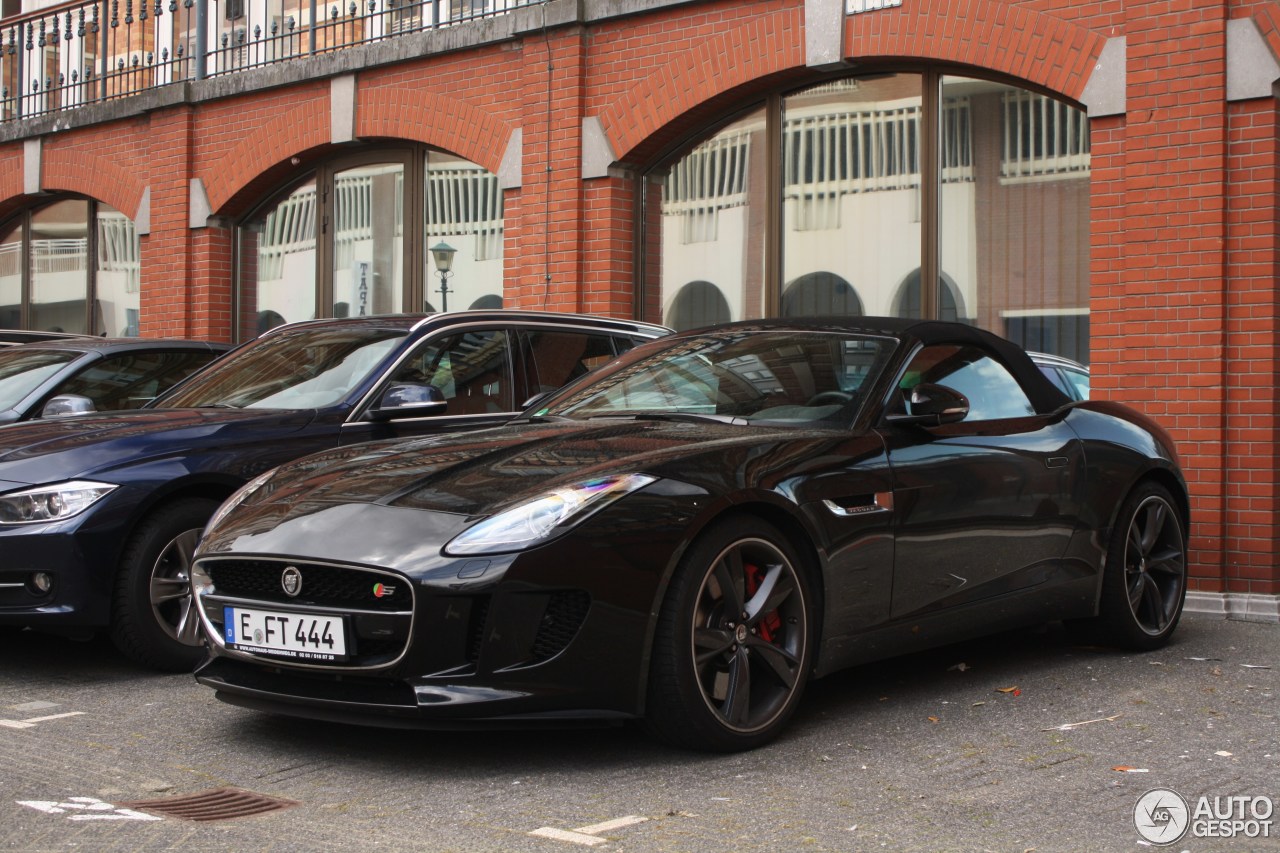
1096 482 1187 651
645 516 814 751
111 497 221 672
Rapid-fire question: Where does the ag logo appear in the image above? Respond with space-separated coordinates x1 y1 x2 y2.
281 566 302 598
1134 788 1190 845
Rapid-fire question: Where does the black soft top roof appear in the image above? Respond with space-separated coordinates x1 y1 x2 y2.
679 316 1072 415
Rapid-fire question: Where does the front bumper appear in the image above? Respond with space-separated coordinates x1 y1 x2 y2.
195 656 636 728
192 539 660 727
0 496 133 628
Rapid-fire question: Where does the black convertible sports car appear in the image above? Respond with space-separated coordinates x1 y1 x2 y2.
192 318 1189 751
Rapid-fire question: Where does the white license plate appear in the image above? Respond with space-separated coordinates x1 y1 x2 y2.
224 606 348 661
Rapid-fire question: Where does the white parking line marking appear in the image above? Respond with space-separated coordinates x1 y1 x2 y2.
17 797 162 822
575 816 648 835
530 827 609 846
530 815 648 846
0 711 84 730
21 712 84 724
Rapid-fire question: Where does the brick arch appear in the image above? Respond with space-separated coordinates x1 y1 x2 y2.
599 1 1106 163
1255 5 1280 59
599 8 807 162
203 90 511 214
356 87 513 175
0 154 25 221
39 147 148 221
844 0 1107 101
203 97 331 214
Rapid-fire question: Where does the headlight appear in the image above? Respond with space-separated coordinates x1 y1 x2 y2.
0 480 118 525
444 473 656 556
205 469 276 535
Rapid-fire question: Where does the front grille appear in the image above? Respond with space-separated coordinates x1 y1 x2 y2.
199 557 413 670
205 559 410 612
465 596 491 664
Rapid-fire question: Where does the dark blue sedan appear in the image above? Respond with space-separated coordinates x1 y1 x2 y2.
0 311 667 670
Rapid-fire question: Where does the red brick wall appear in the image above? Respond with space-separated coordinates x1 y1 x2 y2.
0 0 1275 596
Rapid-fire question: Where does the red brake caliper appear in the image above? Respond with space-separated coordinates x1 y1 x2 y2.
744 562 782 644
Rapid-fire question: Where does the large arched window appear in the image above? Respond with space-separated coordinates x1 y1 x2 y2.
236 146 505 342
642 71 1091 363
0 198 141 336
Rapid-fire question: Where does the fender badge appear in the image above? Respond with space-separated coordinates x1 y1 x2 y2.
372 583 395 598
281 566 302 597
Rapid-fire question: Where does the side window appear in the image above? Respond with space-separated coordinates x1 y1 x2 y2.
1062 367 1090 401
57 351 216 412
392 330 512 415
898 344 1035 422
520 331 621 396
1037 365 1071 397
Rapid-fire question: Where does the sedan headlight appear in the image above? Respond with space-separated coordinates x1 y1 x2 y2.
444 473 656 556
0 480 118 525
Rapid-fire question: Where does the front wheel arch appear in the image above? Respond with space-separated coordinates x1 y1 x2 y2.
638 502 826 705
110 493 229 671
642 510 822 751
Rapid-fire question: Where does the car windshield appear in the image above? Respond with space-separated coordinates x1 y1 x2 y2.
0 348 79 410
538 330 895 425
158 327 405 410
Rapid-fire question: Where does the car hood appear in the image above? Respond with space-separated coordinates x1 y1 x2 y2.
0 408 318 487
197 418 849 564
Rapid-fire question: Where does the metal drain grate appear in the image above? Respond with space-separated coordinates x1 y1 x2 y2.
116 787 299 822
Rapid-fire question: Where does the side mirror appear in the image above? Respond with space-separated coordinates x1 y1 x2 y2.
41 394 97 418
886 383 969 426
369 383 448 421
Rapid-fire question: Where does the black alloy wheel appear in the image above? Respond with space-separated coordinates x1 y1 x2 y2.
646 516 813 751
1100 482 1187 650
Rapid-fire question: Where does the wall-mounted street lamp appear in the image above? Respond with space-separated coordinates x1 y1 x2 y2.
430 241 457 313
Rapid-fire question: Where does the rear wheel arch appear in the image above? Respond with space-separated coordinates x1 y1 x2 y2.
1099 468 1190 565
1085 475 1189 650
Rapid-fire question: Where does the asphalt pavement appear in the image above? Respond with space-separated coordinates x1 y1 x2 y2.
1 613 1276 852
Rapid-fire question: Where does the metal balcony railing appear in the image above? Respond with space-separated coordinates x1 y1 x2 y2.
1 0 532 123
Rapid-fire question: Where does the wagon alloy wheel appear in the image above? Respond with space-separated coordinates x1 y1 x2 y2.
692 541 806 731
149 528 204 646
1122 495 1185 635
111 497 221 671
646 516 813 751
1096 482 1187 651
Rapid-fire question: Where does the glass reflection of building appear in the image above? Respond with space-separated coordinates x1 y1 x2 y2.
652 74 1091 364
0 199 141 336
238 148 505 342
